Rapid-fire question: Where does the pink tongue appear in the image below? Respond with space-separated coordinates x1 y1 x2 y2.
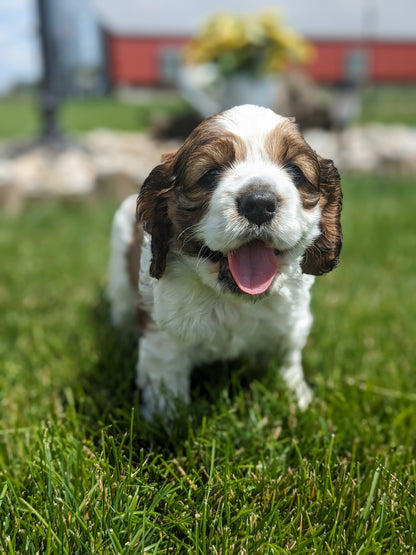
228 240 278 295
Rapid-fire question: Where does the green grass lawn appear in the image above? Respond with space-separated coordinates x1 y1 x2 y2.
0 84 415 142
0 95 189 140
359 85 416 127
0 174 415 553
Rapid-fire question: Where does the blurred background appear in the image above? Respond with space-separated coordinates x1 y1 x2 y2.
0 0 415 477
0 0 415 209
1 5 415 544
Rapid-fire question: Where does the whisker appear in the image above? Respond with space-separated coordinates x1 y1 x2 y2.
176 224 199 243
195 247 206 271
176 224 201 256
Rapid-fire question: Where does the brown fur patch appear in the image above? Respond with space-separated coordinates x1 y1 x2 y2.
126 222 143 290
136 305 152 331
301 157 342 275
170 128 246 257
265 120 321 209
126 220 155 331
266 119 342 275
136 155 175 279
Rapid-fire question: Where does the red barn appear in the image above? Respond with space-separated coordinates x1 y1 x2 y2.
93 0 416 86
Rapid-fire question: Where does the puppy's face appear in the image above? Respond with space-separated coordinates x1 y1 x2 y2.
138 105 342 297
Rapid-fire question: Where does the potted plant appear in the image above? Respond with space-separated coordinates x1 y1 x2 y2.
184 9 313 111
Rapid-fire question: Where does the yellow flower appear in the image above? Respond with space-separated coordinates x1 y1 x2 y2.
184 10 313 75
185 12 246 64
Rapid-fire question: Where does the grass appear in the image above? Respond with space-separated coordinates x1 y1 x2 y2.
359 84 416 126
0 94 189 140
0 174 416 553
0 83 415 142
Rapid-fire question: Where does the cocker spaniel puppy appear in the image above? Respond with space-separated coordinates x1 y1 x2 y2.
108 105 342 421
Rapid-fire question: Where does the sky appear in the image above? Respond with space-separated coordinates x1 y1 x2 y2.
1 0 415 94
0 0 40 93
0 0 101 94
93 0 416 38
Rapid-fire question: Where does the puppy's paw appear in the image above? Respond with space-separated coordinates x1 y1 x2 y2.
294 380 313 411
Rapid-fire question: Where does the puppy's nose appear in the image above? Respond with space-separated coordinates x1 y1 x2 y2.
237 190 278 225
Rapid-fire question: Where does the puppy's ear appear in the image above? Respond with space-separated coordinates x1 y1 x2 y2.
137 153 176 279
301 157 342 276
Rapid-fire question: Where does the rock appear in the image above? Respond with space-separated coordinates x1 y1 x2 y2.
0 160 23 216
95 171 140 199
0 125 415 211
278 72 333 130
84 129 180 183
305 124 416 175
44 149 96 195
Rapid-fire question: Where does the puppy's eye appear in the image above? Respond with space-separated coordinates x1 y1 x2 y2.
198 168 223 188
286 164 305 187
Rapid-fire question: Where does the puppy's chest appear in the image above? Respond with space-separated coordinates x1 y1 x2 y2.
152 276 297 360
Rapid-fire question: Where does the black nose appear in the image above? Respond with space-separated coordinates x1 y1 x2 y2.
237 190 278 225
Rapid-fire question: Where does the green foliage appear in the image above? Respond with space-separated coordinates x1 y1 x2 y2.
0 175 415 552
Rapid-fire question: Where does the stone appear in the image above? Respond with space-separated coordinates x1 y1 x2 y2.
0 125 415 211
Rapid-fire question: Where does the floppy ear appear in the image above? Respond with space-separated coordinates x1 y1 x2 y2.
301 157 342 276
136 154 175 279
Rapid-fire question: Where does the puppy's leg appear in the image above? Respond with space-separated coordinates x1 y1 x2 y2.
279 310 313 410
137 330 192 422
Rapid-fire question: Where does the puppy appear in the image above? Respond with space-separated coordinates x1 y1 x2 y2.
107 105 342 421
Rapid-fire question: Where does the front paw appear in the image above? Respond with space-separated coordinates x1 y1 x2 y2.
140 384 190 423
293 380 313 411
280 364 313 411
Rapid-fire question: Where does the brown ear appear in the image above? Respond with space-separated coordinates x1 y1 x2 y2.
301 157 342 276
136 154 175 279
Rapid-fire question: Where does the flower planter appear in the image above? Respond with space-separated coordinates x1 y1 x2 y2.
220 74 281 111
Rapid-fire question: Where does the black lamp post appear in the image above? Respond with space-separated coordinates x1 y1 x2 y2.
5 0 105 157
37 0 65 146
5 0 67 157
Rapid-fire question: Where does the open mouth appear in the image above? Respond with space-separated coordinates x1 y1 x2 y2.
200 239 281 296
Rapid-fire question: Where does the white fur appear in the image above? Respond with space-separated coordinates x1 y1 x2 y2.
107 106 328 421
107 194 138 327
220 105 286 150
